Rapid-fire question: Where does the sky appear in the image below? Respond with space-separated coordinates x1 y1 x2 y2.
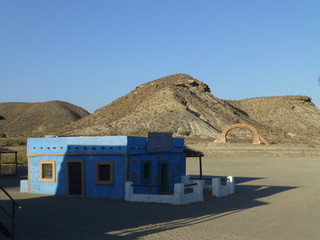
1 0 319 113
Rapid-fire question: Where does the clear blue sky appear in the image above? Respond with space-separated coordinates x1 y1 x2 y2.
1 0 319 113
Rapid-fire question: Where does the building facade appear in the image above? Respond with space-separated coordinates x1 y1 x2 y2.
21 133 186 199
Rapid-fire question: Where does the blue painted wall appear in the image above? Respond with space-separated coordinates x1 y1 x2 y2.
27 136 128 155
26 135 186 199
127 136 185 194
128 153 186 194
82 154 125 199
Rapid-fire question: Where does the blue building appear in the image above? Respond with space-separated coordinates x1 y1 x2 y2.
21 133 186 199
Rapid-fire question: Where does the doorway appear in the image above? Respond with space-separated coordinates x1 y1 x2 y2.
66 159 84 196
158 162 169 193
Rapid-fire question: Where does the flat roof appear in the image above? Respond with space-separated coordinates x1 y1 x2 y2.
184 147 204 157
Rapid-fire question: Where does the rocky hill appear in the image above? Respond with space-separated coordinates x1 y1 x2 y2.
57 74 320 144
0 101 89 137
2 74 320 144
227 96 320 143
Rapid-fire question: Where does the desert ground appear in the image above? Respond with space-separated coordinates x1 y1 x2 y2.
1 146 320 240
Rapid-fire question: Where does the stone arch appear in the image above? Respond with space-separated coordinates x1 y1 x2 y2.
214 123 269 145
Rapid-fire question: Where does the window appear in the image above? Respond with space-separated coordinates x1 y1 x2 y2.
42 164 52 178
141 160 152 183
95 161 113 185
39 160 56 182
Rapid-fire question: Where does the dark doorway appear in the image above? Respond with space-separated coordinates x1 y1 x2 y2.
158 162 168 193
66 160 84 196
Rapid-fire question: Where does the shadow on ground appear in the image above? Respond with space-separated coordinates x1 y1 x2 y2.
0 175 297 240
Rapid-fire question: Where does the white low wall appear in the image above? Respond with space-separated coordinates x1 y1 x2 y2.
125 180 204 205
212 176 235 197
125 175 235 205
184 175 235 197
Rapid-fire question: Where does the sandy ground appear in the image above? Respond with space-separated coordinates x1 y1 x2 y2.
1 155 320 240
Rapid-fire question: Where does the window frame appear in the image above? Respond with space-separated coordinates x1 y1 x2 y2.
39 160 56 183
95 161 114 185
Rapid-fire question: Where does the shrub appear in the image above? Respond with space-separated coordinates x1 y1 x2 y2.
178 130 191 136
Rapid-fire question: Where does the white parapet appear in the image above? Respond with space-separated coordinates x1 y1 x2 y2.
181 175 191 184
212 176 235 197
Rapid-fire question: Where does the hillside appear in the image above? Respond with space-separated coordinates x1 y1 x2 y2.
57 74 320 144
57 74 251 137
227 96 320 143
2 74 320 144
0 101 89 137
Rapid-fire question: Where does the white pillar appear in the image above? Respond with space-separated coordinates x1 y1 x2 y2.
173 183 184 205
227 176 235 194
125 181 133 201
212 178 221 197
193 180 204 202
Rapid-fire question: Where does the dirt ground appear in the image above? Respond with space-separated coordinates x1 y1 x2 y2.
1 154 320 240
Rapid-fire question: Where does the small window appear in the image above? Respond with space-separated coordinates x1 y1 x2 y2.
141 160 152 183
39 160 56 182
95 161 113 185
42 164 52 178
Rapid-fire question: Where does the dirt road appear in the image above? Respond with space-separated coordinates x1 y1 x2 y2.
1 155 320 240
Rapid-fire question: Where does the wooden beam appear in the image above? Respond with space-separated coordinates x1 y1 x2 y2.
199 156 202 179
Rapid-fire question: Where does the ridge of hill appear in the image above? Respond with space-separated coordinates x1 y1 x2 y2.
57 74 320 143
0 101 89 137
57 73 250 137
